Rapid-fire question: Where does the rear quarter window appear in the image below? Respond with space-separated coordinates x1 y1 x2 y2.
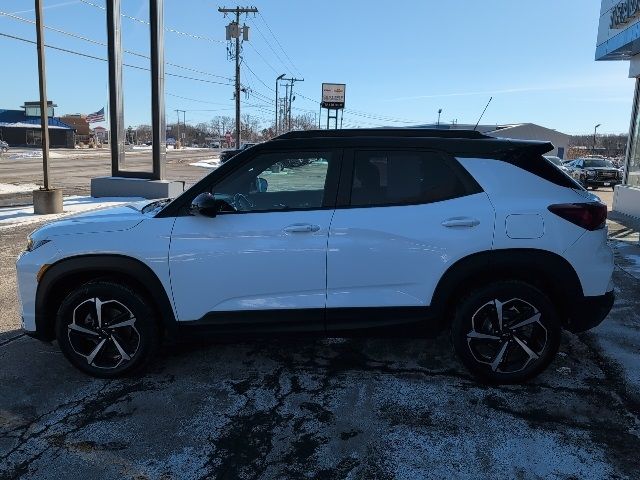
504 153 582 189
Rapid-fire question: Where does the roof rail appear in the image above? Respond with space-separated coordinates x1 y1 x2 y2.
275 128 491 140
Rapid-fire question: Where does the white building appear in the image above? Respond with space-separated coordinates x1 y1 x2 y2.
416 123 570 158
596 0 640 217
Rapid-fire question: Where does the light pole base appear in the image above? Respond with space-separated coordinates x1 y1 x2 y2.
33 188 63 215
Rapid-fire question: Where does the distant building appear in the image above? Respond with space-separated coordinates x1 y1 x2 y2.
415 122 571 159
60 114 92 145
0 101 74 148
93 126 108 143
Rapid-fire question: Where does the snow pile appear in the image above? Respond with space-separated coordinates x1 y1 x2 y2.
190 158 221 169
0 183 41 195
0 195 143 229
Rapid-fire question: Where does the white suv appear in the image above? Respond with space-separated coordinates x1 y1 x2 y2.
16 129 614 383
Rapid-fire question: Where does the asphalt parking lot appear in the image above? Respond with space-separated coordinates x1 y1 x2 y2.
0 175 639 478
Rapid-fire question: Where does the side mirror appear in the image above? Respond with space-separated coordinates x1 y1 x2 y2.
189 192 219 218
257 177 268 192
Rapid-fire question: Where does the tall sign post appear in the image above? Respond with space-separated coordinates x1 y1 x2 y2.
321 83 346 130
33 0 63 214
93 0 182 198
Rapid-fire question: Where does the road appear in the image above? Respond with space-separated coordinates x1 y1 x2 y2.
0 147 217 206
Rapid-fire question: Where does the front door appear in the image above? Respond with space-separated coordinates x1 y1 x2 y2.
169 149 339 330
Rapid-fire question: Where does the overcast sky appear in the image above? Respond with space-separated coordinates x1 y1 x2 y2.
0 0 633 134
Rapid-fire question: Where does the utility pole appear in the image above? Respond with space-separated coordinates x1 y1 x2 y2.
274 73 285 136
283 83 289 132
175 109 185 148
218 6 257 148
281 77 303 131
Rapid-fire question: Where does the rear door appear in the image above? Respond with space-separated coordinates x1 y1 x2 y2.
326 148 495 327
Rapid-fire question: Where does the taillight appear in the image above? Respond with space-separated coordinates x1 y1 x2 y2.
548 202 607 231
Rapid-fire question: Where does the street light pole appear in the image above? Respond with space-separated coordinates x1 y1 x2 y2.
274 73 285 136
593 123 601 153
437 108 442 126
33 0 62 214
35 0 50 190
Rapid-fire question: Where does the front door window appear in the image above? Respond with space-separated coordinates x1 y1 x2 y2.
213 151 334 212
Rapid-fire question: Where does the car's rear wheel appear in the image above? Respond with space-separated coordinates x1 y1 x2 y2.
451 281 561 384
55 281 159 378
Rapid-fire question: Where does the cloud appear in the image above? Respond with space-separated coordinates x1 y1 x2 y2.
384 76 631 102
11 0 80 15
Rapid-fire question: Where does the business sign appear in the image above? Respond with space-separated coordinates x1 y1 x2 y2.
321 83 346 109
610 0 640 29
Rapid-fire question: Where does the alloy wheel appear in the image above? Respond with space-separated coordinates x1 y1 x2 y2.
67 297 141 370
466 298 548 374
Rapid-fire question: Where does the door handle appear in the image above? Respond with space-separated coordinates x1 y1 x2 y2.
283 223 321 233
441 217 480 228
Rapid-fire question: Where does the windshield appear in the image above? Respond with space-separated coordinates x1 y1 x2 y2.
545 156 562 166
584 159 614 168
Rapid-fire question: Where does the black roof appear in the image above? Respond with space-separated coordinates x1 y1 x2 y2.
271 128 553 158
276 128 488 140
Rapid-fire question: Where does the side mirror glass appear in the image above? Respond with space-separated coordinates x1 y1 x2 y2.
257 177 268 192
189 192 219 217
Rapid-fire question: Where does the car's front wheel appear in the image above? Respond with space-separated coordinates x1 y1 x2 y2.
55 281 159 378
451 281 561 384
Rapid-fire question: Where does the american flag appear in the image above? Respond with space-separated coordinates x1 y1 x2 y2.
86 107 105 123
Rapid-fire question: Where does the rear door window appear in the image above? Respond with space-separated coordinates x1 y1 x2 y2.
349 150 479 207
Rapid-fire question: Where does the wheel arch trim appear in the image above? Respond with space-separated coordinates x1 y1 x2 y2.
35 254 177 341
429 248 583 326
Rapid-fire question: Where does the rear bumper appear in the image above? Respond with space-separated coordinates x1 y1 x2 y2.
565 290 614 333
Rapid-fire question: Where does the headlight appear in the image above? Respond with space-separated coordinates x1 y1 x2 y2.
26 237 50 252
586 170 595 177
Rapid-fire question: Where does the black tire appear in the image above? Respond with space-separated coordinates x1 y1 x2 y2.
55 281 160 378
451 281 561 384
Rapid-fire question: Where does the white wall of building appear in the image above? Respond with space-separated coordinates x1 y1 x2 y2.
487 123 571 158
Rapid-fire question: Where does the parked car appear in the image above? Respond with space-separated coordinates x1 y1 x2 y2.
0 140 8 153
220 142 258 163
209 141 221 149
568 157 622 190
17 128 614 383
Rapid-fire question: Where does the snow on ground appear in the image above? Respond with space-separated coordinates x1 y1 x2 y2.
190 158 221 169
0 183 41 195
0 195 143 230
5 151 65 160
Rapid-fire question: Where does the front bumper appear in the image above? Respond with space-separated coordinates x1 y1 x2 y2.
584 179 621 187
565 290 614 333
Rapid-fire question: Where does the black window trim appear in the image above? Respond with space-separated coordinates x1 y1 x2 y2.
335 147 484 210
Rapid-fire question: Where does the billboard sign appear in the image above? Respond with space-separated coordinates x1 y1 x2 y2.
321 83 346 109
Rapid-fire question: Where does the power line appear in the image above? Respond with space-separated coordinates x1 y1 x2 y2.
257 12 302 77
294 91 420 124
0 31 233 86
245 41 279 75
0 10 234 82
242 61 276 93
78 0 224 44
247 16 293 76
